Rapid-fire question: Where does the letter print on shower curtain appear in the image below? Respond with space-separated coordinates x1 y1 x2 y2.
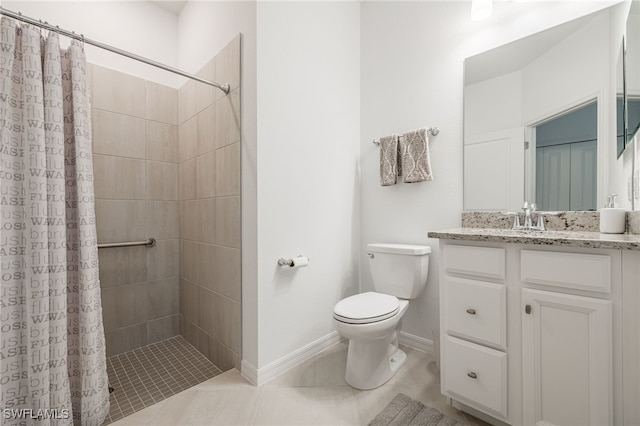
0 19 110 425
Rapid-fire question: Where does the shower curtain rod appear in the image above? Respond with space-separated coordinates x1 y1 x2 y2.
0 6 230 94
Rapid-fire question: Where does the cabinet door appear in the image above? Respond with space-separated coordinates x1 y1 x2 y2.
522 289 612 426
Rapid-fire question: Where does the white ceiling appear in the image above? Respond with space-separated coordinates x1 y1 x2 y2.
149 1 188 15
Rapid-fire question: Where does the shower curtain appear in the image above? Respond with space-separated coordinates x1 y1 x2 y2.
0 19 109 425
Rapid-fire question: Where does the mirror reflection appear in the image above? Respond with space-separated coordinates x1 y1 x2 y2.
463 5 625 212
626 3 640 148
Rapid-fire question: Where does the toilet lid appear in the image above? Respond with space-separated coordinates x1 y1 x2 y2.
333 292 400 324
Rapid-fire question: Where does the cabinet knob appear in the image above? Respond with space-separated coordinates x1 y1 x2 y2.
525 304 532 315
467 372 478 379
466 308 476 315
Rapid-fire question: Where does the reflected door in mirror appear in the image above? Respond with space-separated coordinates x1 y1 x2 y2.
534 101 597 211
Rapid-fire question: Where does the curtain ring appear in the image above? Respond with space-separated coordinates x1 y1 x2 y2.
80 34 85 52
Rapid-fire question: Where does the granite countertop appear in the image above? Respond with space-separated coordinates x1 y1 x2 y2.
428 228 640 251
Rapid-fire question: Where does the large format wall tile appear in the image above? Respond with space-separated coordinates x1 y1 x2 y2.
105 323 148 357
92 65 146 118
94 155 146 200
181 278 200 326
215 142 240 197
146 201 179 240
147 161 179 201
199 198 216 244
196 151 216 199
209 338 239 372
99 246 147 288
214 294 241 353
178 36 242 371
213 246 241 302
147 314 179 344
215 35 240 102
146 121 178 163
215 88 240 148
215 196 241 248
146 81 178 125
92 66 180 355
179 116 198 162
180 200 202 242
180 159 197 201
147 277 180 319
101 282 150 330
197 105 216 155
178 79 197 125
95 200 147 244
196 243 215 289
195 58 216 115
198 287 216 337
92 109 146 159
147 239 180 280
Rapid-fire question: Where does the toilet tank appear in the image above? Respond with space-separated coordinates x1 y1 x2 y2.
367 243 431 299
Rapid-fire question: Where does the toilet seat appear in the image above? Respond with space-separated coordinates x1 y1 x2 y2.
333 292 400 324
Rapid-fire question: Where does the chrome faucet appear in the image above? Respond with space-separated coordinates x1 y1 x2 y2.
523 201 533 228
511 201 545 231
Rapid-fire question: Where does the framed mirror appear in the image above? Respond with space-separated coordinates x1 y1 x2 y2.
463 4 629 212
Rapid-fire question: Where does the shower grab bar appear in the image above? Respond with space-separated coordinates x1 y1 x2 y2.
97 238 156 249
372 126 440 146
0 7 230 94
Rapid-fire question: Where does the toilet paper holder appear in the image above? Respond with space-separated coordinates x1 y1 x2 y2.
278 256 309 267
278 258 295 266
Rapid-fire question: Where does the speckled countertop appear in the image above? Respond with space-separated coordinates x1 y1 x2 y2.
428 228 640 250
428 211 640 250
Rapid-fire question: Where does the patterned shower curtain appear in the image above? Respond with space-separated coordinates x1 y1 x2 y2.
0 19 109 425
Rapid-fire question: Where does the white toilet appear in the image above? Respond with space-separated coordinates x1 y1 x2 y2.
333 243 430 390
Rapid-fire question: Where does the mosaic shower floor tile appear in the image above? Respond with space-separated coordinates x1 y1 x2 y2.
104 336 222 425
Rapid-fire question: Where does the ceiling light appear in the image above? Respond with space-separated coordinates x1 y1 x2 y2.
471 0 493 21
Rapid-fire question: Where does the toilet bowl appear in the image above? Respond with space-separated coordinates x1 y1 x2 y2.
333 243 430 390
333 292 409 389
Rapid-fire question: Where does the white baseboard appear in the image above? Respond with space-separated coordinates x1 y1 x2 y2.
240 359 259 385
399 331 434 356
241 331 432 385
240 331 343 386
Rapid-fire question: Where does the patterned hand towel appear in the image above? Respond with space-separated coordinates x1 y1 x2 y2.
401 128 433 183
379 134 400 186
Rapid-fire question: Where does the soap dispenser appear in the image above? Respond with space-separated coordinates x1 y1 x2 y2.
599 194 626 234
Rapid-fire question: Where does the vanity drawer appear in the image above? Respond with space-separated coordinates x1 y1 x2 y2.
443 335 508 417
444 277 506 349
443 245 505 280
521 250 611 293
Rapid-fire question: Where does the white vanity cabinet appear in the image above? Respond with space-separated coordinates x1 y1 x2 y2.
520 249 613 426
440 244 510 421
521 288 611 426
437 239 640 426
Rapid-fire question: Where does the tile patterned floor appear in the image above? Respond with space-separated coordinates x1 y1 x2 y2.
104 336 222 424
109 342 491 426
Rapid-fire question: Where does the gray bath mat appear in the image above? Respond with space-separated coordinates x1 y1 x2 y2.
368 393 462 426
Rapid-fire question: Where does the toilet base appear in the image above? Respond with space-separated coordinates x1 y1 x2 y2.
344 338 407 390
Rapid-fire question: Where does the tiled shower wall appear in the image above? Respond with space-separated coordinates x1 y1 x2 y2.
91 64 180 356
179 36 242 371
